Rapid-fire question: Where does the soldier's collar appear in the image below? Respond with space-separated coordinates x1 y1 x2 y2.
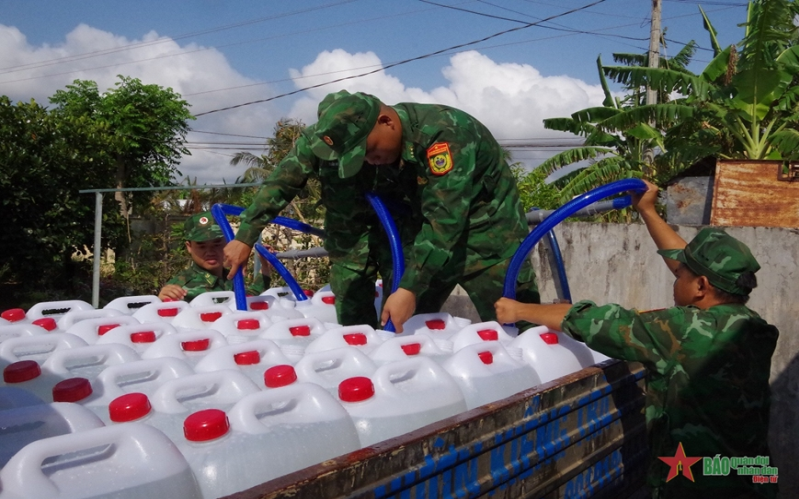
393 105 416 164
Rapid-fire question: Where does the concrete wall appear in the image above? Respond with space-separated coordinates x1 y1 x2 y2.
442 222 799 495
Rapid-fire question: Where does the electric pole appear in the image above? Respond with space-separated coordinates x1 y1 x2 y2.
643 0 662 175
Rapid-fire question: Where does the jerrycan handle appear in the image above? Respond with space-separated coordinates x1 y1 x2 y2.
43 344 139 374
151 370 260 414
228 383 343 433
373 357 445 396
0 333 89 361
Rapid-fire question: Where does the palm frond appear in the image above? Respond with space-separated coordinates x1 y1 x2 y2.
537 147 615 176
596 56 616 108
603 66 710 100
597 104 694 131
769 129 799 159
699 5 722 57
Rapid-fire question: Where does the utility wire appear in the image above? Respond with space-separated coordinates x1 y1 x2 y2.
194 0 607 117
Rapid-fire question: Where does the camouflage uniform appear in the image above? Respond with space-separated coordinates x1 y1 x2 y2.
166 263 270 302
560 229 778 499
168 211 270 302
309 91 540 322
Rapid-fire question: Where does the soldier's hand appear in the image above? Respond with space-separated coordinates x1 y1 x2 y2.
494 297 521 324
224 240 253 280
631 179 659 214
158 284 187 301
381 288 416 334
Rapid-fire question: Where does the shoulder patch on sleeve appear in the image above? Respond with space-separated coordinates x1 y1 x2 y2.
426 142 453 176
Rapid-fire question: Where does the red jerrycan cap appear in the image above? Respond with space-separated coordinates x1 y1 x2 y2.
338 377 375 402
182 338 210 351
401 343 422 356
3 360 42 383
249 301 269 311
31 318 57 331
97 324 120 336
477 329 499 341
425 319 446 330
109 393 152 422
264 365 297 388
343 333 367 346
289 325 311 337
131 331 157 343
321 296 335 305
237 319 260 330
184 409 230 442
478 351 494 365
157 307 179 317
200 312 222 322
234 350 260 365
53 377 93 402
540 332 559 345
303 289 315 297
1 308 26 322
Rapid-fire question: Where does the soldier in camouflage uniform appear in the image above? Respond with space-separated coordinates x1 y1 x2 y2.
224 90 539 331
159 212 271 302
495 180 778 499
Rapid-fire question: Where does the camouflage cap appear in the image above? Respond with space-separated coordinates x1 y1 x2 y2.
308 90 381 179
658 228 760 295
184 211 224 242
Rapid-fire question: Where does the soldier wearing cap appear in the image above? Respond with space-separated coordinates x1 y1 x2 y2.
158 211 271 301
224 90 540 332
495 180 778 499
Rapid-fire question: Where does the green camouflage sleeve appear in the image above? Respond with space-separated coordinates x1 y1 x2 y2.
398 119 483 295
235 132 318 246
166 267 222 302
244 273 270 296
561 300 687 373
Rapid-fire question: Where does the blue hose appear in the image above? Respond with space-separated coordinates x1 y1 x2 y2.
211 203 318 309
503 179 647 299
545 230 572 302
365 193 404 333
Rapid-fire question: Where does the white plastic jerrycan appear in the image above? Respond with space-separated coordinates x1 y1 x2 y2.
239 295 304 321
0 386 45 410
294 346 379 393
103 295 161 315
368 335 452 366
95 322 178 353
171 304 232 330
63 316 140 345
0 333 88 370
2 360 57 402
403 312 472 339
450 321 516 352
0 323 48 347
337 356 467 448
90 357 195 408
441 342 540 410
226 383 361 480
208 311 273 344
188 290 237 308
305 324 388 356
0 423 201 499
509 325 594 383
259 317 329 361
261 285 315 303
42 343 141 384
294 290 339 324
131 300 190 324
57 308 124 332
150 370 260 415
26 299 94 322
141 329 228 367
193 339 292 388
107 392 185 444
0 402 105 468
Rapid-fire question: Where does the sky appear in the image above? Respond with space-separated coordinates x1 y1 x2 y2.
1 0 751 184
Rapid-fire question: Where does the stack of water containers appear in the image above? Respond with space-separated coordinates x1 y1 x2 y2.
0 288 608 498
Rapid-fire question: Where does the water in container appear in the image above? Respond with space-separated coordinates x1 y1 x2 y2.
107 392 185 444
2 360 56 402
337 356 467 447
509 325 594 383
441 342 540 409
0 423 201 499
208 311 273 344
95 322 178 354
149 370 260 415
141 329 228 367
0 402 105 468
193 339 291 387
63 316 141 345
103 295 161 315
132 300 191 324
0 386 44 409
294 346 378 394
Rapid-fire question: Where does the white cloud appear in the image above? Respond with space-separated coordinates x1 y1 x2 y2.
0 23 281 184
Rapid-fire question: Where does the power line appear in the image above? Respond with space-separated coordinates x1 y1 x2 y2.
194 0 608 117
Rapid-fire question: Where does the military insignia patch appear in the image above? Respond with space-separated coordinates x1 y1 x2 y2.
426 142 453 176
199 217 209 225
322 135 334 146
